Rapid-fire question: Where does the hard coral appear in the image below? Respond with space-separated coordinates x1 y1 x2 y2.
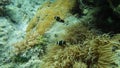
40 35 119 68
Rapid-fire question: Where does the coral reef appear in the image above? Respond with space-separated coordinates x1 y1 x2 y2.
41 35 119 68
0 0 47 67
26 0 77 35
0 0 120 68
13 0 78 54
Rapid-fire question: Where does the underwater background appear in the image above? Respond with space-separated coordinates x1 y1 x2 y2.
0 0 120 68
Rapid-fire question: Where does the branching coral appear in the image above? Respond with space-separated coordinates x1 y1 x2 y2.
40 35 120 68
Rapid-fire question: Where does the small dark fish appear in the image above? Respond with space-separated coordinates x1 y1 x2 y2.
54 16 64 23
57 40 66 46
